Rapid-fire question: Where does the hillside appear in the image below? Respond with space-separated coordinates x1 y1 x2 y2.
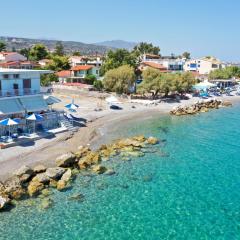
94 40 137 50
0 36 114 55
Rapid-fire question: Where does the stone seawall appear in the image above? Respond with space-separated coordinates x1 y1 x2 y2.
170 100 232 116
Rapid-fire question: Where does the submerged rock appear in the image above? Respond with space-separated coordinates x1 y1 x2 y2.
147 137 159 145
68 193 85 202
39 197 54 210
57 180 70 191
104 169 116 176
92 165 107 174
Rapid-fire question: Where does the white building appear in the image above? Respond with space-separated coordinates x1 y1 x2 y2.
69 56 102 68
184 57 224 74
141 54 184 71
0 52 27 63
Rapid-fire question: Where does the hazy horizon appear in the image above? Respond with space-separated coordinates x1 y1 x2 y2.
1 0 240 62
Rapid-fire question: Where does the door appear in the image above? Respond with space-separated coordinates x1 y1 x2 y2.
13 83 19 96
23 79 31 94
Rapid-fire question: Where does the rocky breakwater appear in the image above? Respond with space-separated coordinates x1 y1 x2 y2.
0 135 159 211
170 99 232 116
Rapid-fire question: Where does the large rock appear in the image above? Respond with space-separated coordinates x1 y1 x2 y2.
4 176 25 199
32 173 50 184
61 169 72 182
28 181 44 197
133 135 146 142
0 195 11 210
92 165 107 174
33 165 47 173
14 165 34 183
75 146 91 159
55 153 76 167
45 167 66 180
78 152 101 169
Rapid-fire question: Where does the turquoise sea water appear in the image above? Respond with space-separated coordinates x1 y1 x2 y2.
1 105 240 239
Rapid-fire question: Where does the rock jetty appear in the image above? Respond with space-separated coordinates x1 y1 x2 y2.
170 100 232 116
0 135 159 211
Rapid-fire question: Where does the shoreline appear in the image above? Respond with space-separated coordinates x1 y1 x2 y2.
0 94 239 181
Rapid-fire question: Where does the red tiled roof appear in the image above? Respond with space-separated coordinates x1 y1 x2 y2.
71 65 93 71
142 62 168 71
0 52 19 56
56 70 71 78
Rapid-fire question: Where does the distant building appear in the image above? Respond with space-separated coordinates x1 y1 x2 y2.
38 59 51 67
0 52 27 62
139 62 168 72
184 57 225 74
56 64 100 84
0 61 40 69
140 54 184 72
56 70 71 83
69 56 102 68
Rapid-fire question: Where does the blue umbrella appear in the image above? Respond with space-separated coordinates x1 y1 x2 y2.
26 114 44 133
65 103 79 111
26 113 44 121
0 118 18 137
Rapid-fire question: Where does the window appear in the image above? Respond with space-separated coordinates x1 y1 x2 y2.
13 74 19 79
23 79 31 89
212 64 218 68
3 74 9 79
198 65 200 67
96 70 99 75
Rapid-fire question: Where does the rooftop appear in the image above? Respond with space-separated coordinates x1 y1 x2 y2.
71 65 93 71
0 68 52 74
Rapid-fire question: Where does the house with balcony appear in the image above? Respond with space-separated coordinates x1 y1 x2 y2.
184 57 225 75
56 65 100 85
69 55 103 68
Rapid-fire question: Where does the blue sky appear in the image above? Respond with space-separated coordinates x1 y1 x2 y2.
1 0 240 61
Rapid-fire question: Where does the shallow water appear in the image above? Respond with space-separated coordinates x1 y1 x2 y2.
1 105 240 239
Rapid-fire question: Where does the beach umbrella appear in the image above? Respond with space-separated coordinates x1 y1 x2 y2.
0 118 18 137
26 113 44 133
65 103 79 111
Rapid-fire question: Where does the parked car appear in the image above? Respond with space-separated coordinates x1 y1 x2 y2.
110 105 122 110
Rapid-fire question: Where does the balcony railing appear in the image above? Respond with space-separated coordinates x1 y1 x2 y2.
0 88 40 98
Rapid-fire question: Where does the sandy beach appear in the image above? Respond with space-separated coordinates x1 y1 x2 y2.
0 91 239 181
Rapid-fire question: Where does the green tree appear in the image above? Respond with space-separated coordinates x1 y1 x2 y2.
29 44 48 61
182 52 191 59
0 41 6 51
100 49 137 75
103 65 135 94
138 68 196 98
72 51 81 56
19 48 31 59
40 73 58 86
45 55 70 71
54 41 64 56
85 74 97 84
93 80 104 91
209 66 240 79
133 42 160 56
